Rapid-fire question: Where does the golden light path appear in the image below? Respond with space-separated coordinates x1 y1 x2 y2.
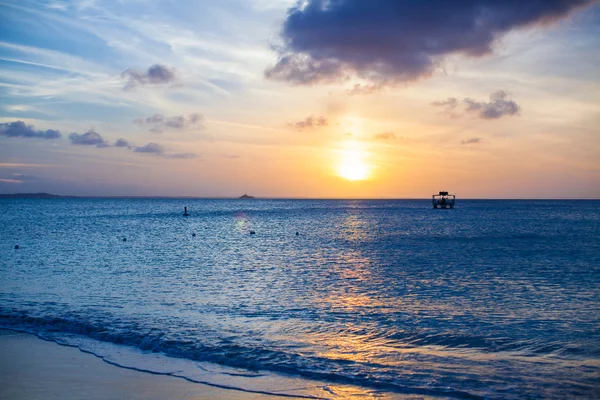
337 140 372 181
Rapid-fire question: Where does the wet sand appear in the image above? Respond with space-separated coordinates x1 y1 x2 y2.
0 330 311 400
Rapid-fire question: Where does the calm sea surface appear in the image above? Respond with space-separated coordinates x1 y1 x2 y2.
1 199 599 399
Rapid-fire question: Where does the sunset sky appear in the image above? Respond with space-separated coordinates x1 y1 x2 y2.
1 0 598 198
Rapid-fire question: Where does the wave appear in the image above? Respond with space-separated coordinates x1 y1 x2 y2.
0 311 488 399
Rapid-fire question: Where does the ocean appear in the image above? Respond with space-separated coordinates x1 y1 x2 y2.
1 198 599 399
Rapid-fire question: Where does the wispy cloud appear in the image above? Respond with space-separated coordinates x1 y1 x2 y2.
289 115 328 130
461 137 482 145
0 172 38 184
373 132 396 140
134 112 204 133
0 163 61 168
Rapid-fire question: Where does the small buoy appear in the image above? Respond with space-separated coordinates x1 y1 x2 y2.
122 237 127 242
192 233 196 237
14 245 19 250
295 231 299 236
249 230 256 235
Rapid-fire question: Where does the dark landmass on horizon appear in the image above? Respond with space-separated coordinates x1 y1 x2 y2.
0 193 76 199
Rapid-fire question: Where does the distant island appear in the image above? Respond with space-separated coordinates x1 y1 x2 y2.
0 193 73 199
239 194 255 199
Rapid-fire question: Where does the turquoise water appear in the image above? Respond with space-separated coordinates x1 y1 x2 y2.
1 199 599 398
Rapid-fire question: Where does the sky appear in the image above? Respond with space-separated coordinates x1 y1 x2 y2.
0 0 599 198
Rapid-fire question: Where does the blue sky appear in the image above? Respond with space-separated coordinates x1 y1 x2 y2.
1 0 599 198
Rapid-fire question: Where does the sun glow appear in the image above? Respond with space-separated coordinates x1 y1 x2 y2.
337 142 371 181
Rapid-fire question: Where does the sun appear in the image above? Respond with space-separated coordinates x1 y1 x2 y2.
337 143 371 181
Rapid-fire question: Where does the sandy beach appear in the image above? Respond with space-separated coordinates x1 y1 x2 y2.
0 330 318 400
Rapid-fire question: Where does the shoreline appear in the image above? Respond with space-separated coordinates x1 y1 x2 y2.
0 330 333 400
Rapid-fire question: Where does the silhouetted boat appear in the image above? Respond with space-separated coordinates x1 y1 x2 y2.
239 194 255 199
432 191 455 209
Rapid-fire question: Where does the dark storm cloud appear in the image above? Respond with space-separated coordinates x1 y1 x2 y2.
266 0 596 85
68 130 110 147
290 115 328 130
135 113 204 132
433 91 520 119
373 132 396 140
0 121 61 139
461 137 482 145
122 64 177 89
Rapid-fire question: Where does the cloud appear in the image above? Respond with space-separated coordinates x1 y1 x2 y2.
266 0 596 86
68 130 110 147
0 178 21 184
0 121 195 160
373 132 396 140
431 98 459 109
433 90 520 119
464 91 520 119
0 172 38 184
132 142 198 159
289 115 328 130
114 138 131 148
133 142 165 154
122 64 177 89
0 121 61 139
168 153 197 159
135 113 204 133
461 137 482 145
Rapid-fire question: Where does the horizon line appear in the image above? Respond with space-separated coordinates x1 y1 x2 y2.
0 193 598 201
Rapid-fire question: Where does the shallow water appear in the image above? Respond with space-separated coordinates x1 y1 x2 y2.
1 199 599 398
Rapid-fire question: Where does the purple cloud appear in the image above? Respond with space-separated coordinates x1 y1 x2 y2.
133 142 165 155
132 142 198 159
266 0 596 86
0 121 61 139
114 138 131 148
122 64 177 89
464 91 520 119
433 90 520 120
135 113 204 133
168 153 197 159
68 130 109 147
0 121 196 160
